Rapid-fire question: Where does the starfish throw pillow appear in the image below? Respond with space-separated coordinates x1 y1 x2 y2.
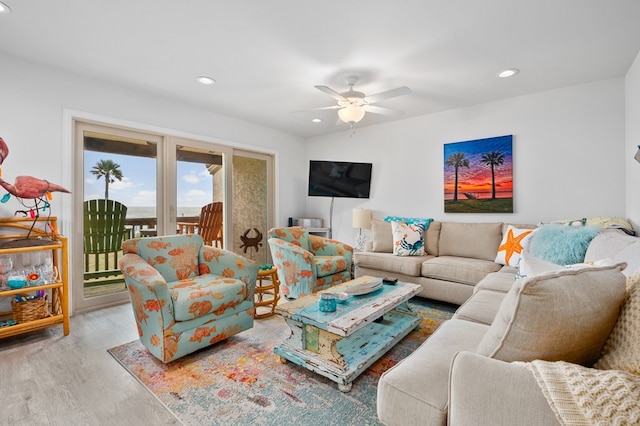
495 225 536 266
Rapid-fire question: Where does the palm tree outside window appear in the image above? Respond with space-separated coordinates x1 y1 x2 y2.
91 159 123 200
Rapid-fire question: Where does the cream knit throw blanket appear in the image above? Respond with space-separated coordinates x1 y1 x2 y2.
520 361 640 425
516 277 640 425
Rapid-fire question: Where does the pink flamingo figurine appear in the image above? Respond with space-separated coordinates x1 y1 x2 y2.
0 136 71 236
0 137 8 165
0 175 70 199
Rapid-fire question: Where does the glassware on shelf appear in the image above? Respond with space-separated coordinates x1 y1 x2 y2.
41 255 56 284
7 269 27 289
0 254 13 290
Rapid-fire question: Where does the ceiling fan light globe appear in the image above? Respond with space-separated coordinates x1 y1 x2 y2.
338 106 365 124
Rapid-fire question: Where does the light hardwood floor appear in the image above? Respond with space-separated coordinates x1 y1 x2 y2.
0 303 180 425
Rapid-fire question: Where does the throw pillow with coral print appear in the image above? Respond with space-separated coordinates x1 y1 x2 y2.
391 221 426 256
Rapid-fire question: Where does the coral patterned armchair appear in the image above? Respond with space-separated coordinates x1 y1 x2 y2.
267 226 354 299
119 234 259 362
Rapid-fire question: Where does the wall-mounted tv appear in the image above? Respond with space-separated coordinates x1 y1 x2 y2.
308 160 373 198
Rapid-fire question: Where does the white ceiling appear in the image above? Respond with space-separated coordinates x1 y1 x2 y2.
1 0 640 139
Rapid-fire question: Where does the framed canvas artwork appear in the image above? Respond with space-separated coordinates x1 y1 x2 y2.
444 135 513 213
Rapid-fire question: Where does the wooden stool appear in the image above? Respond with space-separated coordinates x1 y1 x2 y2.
254 267 280 319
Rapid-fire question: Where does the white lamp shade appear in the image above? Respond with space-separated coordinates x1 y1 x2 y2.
338 106 366 124
352 209 372 229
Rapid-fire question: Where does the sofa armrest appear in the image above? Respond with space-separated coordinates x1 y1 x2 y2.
199 246 259 299
449 351 559 426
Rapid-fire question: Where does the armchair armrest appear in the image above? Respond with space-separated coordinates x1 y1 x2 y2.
309 235 354 266
449 352 559 425
199 246 260 299
119 253 174 329
268 238 314 266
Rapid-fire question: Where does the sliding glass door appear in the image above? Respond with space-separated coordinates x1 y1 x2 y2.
171 139 228 248
74 122 162 312
74 121 273 313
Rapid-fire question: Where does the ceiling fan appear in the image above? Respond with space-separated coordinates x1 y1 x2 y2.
311 76 411 128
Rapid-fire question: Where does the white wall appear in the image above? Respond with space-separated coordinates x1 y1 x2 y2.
0 51 632 278
0 53 308 235
626 51 640 228
307 78 626 247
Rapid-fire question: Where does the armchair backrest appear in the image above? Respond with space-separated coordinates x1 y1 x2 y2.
122 234 204 282
267 226 310 251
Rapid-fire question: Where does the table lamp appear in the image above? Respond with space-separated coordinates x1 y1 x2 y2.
352 209 372 252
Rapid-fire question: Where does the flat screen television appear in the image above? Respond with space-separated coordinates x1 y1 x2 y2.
308 160 373 198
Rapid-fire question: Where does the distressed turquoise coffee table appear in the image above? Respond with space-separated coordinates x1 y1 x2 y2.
274 276 421 392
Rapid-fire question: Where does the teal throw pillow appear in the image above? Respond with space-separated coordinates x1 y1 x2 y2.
384 216 433 227
528 224 601 265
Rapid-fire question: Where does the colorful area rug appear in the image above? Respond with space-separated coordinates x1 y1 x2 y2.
108 298 456 426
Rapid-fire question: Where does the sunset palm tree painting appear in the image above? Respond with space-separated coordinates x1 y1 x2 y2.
444 135 513 213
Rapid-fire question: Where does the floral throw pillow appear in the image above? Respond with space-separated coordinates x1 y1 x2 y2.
391 221 426 256
495 225 536 266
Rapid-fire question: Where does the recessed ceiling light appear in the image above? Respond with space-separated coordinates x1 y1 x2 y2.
311 118 323 123
497 68 519 78
0 2 11 14
196 76 216 85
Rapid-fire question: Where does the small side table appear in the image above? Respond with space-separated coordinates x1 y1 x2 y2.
254 267 280 319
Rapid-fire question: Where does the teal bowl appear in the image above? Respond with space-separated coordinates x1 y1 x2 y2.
7 278 26 289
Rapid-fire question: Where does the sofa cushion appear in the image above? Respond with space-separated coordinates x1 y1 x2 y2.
377 319 489 426
613 242 640 277
371 219 393 252
474 270 517 294
475 265 627 366
167 274 247 321
425 221 442 256
355 251 431 277
527 224 601 265
453 289 506 325
421 256 502 285
392 221 426 256
594 276 640 374
494 225 536 267
584 229 638 262
438 222 502 261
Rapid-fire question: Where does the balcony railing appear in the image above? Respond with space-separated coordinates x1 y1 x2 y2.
84 216 201 294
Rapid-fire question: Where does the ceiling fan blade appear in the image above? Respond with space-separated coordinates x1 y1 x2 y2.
365 86 411 104
315 85 347 102
364 104 405 116
291 105 341 113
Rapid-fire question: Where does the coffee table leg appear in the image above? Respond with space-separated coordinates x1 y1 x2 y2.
338 382 352 393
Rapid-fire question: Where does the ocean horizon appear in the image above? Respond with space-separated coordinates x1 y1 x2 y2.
126 206 203 218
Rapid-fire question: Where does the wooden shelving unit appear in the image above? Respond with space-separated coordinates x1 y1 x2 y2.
0 217 69 338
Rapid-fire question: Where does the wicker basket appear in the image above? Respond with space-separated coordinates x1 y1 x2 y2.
11 294 50 323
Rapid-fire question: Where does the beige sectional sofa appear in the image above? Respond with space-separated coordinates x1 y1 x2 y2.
362 222 640 425
355 220 534 304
